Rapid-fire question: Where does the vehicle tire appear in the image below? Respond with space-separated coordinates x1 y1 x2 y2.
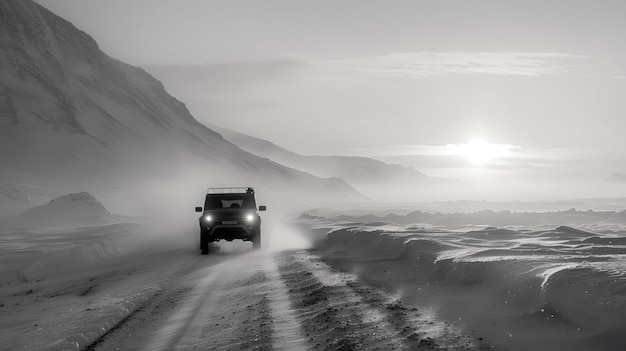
252 231 261 250
200 231 209 255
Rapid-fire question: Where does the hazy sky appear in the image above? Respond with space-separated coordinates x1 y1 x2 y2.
34 0 626 197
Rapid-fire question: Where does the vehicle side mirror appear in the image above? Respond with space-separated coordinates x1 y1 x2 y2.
259 205 267 211
195 206 203 212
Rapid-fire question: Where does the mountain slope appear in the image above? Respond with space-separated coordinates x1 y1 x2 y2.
209 124 455 200
0 0 364 207
210 123 424 181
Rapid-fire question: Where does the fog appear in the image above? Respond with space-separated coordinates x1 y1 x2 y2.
3 0 625 219
4 2 626 350
1 0 625 287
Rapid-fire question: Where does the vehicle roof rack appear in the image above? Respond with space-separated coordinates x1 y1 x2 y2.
206 187 254 194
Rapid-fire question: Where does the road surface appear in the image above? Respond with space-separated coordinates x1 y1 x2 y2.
83 248 476 350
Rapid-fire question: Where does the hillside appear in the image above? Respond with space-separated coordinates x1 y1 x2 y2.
0 0 364 210
15 192 110 223
210 124 456 200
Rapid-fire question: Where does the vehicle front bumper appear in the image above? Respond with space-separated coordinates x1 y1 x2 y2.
200 219 258 241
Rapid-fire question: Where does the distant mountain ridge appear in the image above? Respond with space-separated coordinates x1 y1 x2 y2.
210 124 457 200
0 0 364 207
210 124 427 183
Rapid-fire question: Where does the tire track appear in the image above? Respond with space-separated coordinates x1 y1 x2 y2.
146 266 224 351
262 254 308 350
87 252 309 351
169 253 281 350
85 253 224 351
86 285 193 351
85 249 475 350
276 250 476 350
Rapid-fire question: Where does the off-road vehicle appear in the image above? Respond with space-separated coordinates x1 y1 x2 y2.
195 187 266 254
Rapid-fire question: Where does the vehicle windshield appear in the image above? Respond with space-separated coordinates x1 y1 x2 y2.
204 194 257 209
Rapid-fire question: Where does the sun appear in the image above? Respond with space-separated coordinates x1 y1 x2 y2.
449 138 510 165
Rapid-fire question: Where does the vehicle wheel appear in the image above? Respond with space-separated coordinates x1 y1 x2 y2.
252 232 261 250
200 231 209 255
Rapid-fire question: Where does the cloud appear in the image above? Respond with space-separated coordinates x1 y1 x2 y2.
347 143 608 172
324 52 587 78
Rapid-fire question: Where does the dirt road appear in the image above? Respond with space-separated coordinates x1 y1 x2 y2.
85 249 476 351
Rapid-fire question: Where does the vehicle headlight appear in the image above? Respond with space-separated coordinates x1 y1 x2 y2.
246 214 254 222
204 215 212 223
